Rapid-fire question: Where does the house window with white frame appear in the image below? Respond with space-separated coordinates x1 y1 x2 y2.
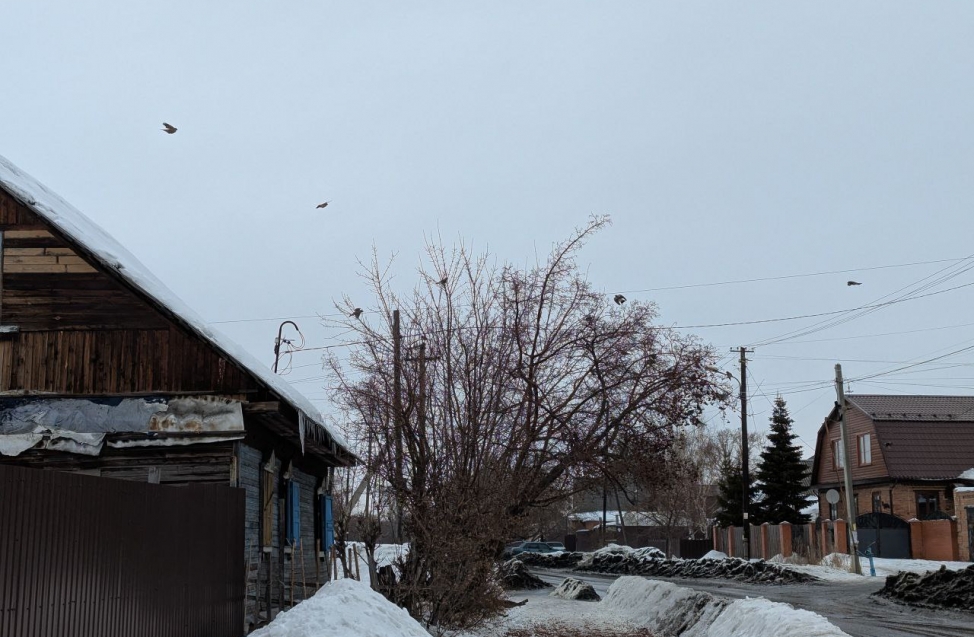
858 433 872 466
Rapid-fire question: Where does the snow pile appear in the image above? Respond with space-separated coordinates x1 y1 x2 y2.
601 577 850 637
601 576 726 636
819 552 972 578
576 543 664 569
498 559 551 590
515 551 584 568
877 564 974 611
701 550 727 560
576 552 817 584
705 597 850 637
549 577 601 601
250 578 430 637
959 467 974 480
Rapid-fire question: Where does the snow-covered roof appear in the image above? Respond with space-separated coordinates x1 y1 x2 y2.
958 468 974 480
0 155 351 458
570 510 660 526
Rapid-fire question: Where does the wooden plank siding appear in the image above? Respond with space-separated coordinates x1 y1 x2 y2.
0 189 260 396
0 328 256 394
815 406 889 488
6 441 235 485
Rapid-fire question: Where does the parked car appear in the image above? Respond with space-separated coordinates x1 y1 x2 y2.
509 541 559 557
501 541 525 559
545 542 567 552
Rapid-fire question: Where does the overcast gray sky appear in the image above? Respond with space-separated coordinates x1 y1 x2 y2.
3 2 974 453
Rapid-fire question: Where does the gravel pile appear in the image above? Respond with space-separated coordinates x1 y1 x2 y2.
575 554 818 584
877 564 974 612
499 558 553 590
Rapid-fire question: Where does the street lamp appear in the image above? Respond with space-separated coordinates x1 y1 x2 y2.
272 320 302 373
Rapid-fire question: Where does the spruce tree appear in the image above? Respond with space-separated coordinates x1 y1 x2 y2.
754 396 810 524
714 458 755 527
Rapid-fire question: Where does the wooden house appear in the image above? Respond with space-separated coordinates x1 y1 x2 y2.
0 155 355 629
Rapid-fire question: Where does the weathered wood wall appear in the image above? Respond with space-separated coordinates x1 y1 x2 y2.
6 441 235 485
0 188 260 396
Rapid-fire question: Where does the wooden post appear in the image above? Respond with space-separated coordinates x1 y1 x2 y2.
760 523 769 560
352 545 362 581
780 522 793 558
727 526 735 557
300 540 308 602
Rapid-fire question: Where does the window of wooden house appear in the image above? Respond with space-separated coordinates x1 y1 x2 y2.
872 491 882 513
915 491 941 520
858 434 872 466
831 439 845 469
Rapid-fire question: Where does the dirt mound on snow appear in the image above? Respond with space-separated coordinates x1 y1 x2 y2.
877 564 974 612
575 554 818 584
500 559 552 590
516 552 585 568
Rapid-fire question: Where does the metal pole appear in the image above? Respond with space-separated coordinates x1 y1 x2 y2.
739 347 750 560
834 364 862 575
273 320 300 373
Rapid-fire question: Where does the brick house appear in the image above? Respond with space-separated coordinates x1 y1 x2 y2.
810 394 974 560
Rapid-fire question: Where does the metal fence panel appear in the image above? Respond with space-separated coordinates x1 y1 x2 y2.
0 464 245 637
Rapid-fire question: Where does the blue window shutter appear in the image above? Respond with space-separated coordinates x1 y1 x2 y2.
287 480 300 544
323 494 334 552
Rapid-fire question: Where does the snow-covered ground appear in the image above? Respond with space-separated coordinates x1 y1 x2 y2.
331 542 408 582
763 551 973 582
461 576 851 637
251 578 430 637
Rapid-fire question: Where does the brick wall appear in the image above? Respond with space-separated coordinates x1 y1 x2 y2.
909 518 959 561
953 488 974 562
818 484 957 522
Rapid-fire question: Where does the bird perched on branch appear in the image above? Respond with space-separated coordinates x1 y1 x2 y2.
351 308 363 319
162 122 177 134
613 294 627 305
437 276 448 286
847 281 862 286
316 202 330 209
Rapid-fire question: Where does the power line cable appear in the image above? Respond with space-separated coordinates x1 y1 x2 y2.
614 257 969 294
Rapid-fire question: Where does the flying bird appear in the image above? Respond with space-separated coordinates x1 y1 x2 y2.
316 202 330 209
351 308 363 319
847 281 862 286
613 294 627 305
162 123 177 134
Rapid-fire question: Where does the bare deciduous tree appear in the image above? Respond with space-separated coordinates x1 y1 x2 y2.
329 217 725 628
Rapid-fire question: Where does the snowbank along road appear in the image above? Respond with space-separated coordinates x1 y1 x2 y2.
534 569 974 637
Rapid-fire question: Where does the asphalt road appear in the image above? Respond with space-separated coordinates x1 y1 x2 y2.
534 568 974 637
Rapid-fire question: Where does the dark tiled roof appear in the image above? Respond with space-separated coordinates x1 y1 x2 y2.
847 394 974 422
874 421 974 480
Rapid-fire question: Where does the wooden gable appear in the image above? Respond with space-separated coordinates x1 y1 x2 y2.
0 188 260 396
813 403 890 488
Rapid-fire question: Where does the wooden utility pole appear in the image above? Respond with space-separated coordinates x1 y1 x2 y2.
732 347 753 560
834 364 862 575
392 310 404 543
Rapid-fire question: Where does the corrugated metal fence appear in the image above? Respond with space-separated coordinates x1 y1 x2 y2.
0 464 245 637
